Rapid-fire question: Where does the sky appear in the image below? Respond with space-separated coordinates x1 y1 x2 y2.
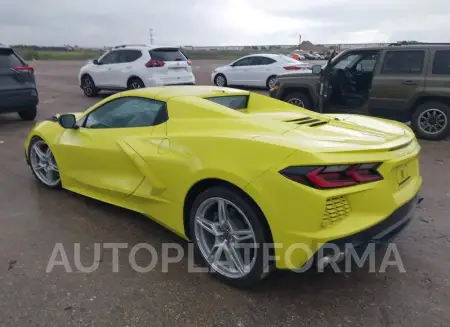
0 0 449 47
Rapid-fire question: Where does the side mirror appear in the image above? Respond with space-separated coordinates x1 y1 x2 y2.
311 65 322 74
58 114 77 129
93 59 100 65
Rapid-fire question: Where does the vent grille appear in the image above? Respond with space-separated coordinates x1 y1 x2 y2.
321 196 351 228
286 116 328 127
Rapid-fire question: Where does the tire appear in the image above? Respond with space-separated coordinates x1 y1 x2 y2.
127 77 145 89
283 91 312 109
18 106 37 121
189 186 272 289
81 75 99 97
214 74 227 87
266 75 276 90
411 101 450 141
28 137 62 189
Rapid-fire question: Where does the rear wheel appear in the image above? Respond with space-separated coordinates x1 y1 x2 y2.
412 101 450 140
81 75 99 97
18 106 37 121
127 77 145 89
214 74 227 87
189 186 272 288
283 91 312 109
266 75 276 90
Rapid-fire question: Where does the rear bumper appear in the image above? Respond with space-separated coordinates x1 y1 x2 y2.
145 74 195 87
0 88 39 112
308 195 423 268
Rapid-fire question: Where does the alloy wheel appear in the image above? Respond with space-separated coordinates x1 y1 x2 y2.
268 78 276 89
29 140 60 187
194 197 257 279
215 75 225 87
418 108 448 135
83 77 93 96
287 98 305 107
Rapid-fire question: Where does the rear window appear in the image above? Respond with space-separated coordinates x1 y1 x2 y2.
0 49 23 69
205 95 249 110
149 48 187 61
432 50 450 75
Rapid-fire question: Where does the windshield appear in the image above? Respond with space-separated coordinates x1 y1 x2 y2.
333 54 361 69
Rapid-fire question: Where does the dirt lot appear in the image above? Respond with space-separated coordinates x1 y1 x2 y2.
0 60 449 327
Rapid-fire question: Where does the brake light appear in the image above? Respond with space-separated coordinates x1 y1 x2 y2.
187 59 192 66
12 65 34 73
283 66 302 70
279 163 382 189
145 59 165 68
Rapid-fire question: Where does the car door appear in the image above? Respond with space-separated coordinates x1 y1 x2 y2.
91 51 120 87
56 96 168 197
249 56 277 87
108 50 142 88
227 57 254 85
368 49 427 121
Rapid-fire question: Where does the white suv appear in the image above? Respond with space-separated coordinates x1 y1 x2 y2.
78 44 195 97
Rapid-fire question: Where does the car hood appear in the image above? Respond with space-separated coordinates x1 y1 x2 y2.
247 112 414 152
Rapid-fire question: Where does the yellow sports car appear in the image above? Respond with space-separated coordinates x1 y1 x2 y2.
25 86 422 288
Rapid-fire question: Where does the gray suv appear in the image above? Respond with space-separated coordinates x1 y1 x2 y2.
0 44 38 120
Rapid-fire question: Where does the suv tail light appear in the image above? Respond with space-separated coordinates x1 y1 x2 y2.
187 59 192 66
279 163 383 189
12 65 34 73
145 59 165 68
283 66 302 70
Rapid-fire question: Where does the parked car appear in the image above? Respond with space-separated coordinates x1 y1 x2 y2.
0 44 38 120
303 53 317 60
25 85 422 288
291 50 306 61
270 44 450 140
211 54 311 90
78 44 195 97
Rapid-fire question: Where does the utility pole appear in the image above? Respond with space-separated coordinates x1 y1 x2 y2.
298 34 302 48
149 29 154 45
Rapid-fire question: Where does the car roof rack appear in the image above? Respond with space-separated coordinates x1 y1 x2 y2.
113 44 148 49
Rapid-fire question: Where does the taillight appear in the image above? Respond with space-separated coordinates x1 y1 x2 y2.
187 59 192 66
283 66 302 70
12 65 34 73
279 163 383 189
145 59 165 68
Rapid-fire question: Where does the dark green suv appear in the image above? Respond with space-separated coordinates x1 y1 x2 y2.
270 44 450 140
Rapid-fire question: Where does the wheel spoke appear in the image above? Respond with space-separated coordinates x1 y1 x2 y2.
32 162 46 171
217 199 229 227
208 241 225 263
196 216 220 236
231 229 254 242
33 145 46 160
224 243 246 275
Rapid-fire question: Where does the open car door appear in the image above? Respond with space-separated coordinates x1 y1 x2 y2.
317 50 336 113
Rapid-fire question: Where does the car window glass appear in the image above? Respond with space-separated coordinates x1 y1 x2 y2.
99 51 118 65
232 57 252 66
252 57 276 65
381 51 425 74
432 50 450 75
149 48 186 61
205 95 248 110
0 50 23 68
334 54 360 70
356 54 378 72
85 97 167 129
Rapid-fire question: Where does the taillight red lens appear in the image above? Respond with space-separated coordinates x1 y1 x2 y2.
280 163 382 189
145 59 165 68
283 66 302 70
187 59 192 66
12 65 34 73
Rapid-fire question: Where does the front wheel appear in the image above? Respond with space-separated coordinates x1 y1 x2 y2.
189 186 272 288
81 75 99 97
283 92 312 109
214 74 227 87
28 137 61 189
412 102 450 141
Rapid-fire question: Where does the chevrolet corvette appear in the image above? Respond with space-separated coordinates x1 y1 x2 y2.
25 86 422 288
